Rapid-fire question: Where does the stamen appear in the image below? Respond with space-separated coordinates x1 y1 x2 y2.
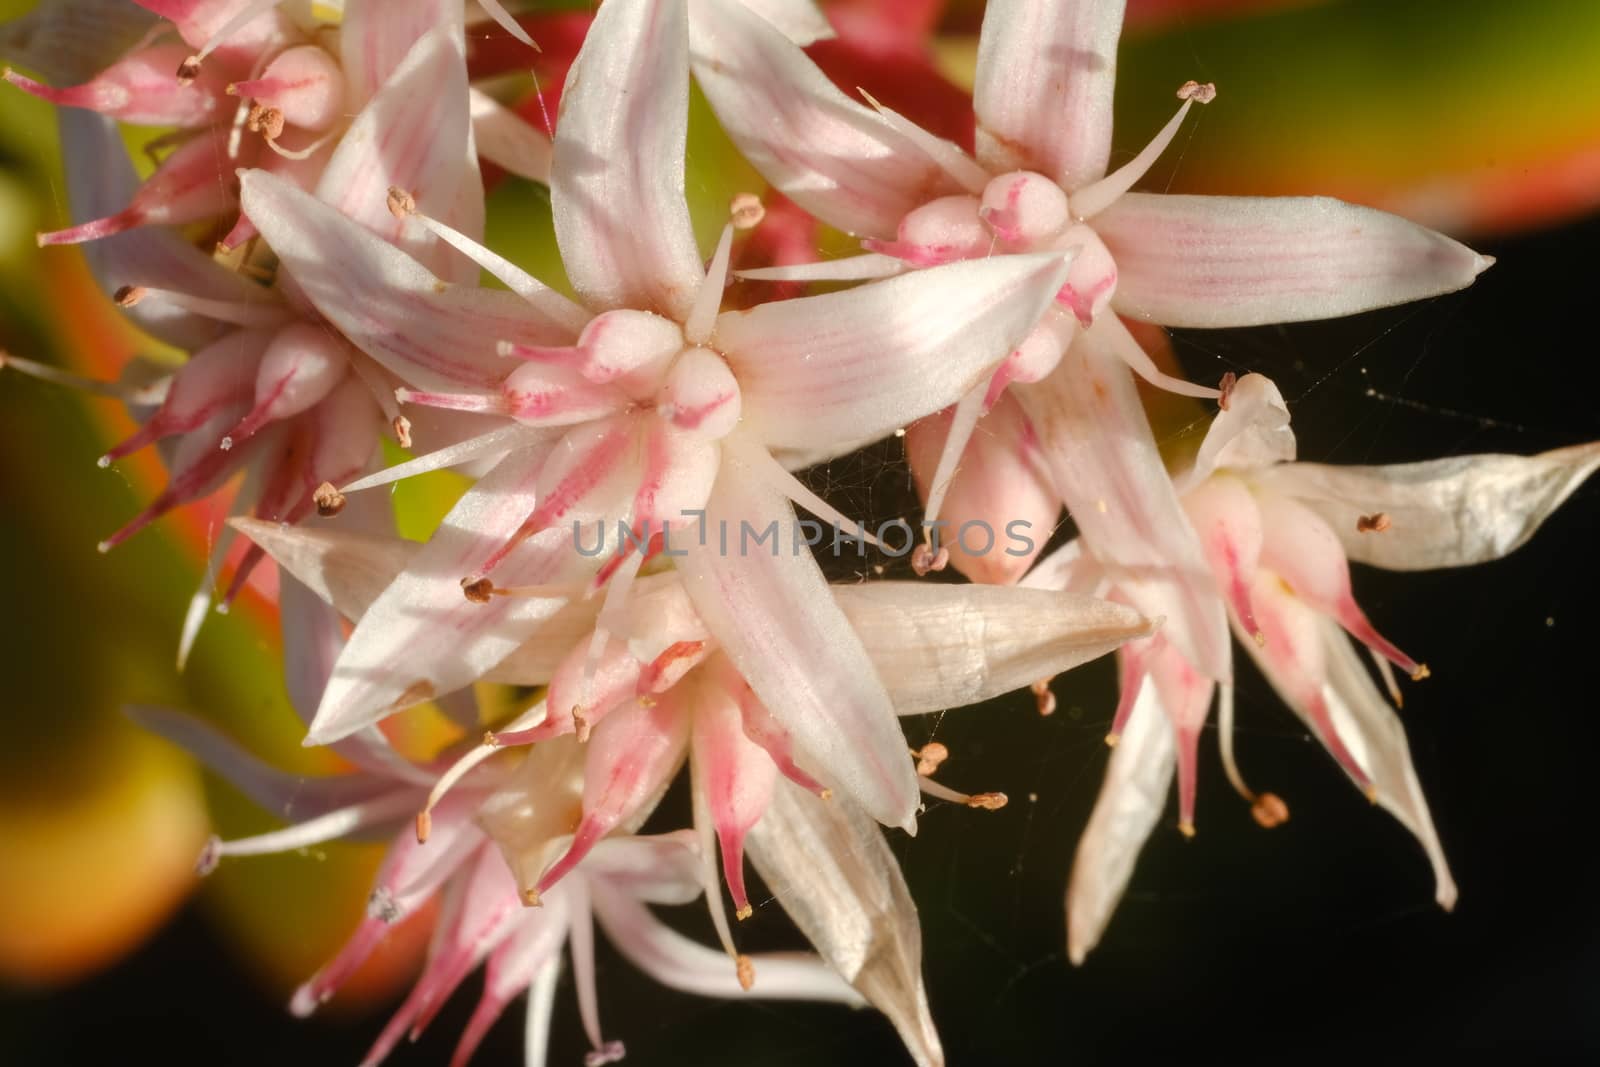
1102 314 1220 400
394 386 512 415
0 349 168 402
191 0 289 67
313 482 346 516
685 223 734 345
1071 81 1216 221
459 577 586 603
857 88 990 194
918 378 987 541
205 790 419 863
387 187 588 333
918 774 1007 810
116 285 288 327
478 0 543 51
339 424 539 495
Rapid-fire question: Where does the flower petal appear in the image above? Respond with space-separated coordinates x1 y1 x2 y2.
734 0 835 45
1099 193 1493 328
230 519 417 619
1065 678 1174 964
1319 620 1457 909
973 0 1124 189
471 87 552 183
746 782 944 1067
675 435 919 831
688 0 960 239
551 0 703 319
718 253 1071 461
304 448 590 744
1014 319 1232 680
1256 441 1600 572
1180 371 1295 491
317 25 482 275
240 170 574 391
339 0 461 106
837 583 1153 714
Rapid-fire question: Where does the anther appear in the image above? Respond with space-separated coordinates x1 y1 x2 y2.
1104 732 1120 748
1250 792 1289 828
392 415 412 448
386 186 416 219
966 792 1007 811
572 705 592 743
1356 512 1392 533
1031 678 1057 717
730 192 765 230
1177 80 1218 103
461 576 495 604
113 284 145 306
521 887 542 907
911 541 949 576
414 810 431 844
913 742 949 777
176 56 202 85
1218 371 1238 410
1177 820 1196 838
736 955 755 990
313 481 346 516
735 904 753 921
195 835 222 876
1410 663 1431 681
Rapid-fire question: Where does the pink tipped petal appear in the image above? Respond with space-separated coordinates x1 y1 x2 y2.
676 436 919 831
1099 193 1494 328
688 0 960 239
535 693 691 897
551 0 703 319
718 253 1071 460
305 449 589 744
690 678 778 917
1319 619 1457 909
1066 678 1174 964
241 170 573 391
1257 441 1600 572
1014 319 1231 681
747 781 944 1067
318 26 481 271
592 885 865 1002
470 87 552 183
450 911 568 1067
1182 372 1295 491
973 0 1125 189
834 582 1153 715
1145 640 1215 833
56 111 256 348
340 0 462 106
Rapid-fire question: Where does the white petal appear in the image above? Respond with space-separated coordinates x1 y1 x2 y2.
1100 193 1493 328
1179 372 1296 492
470 87 553 183
1065 680 1174 964
230 519 418 620
747 782 945 1067
1256 441 1600 572
1014 319 1232 681
675 435 920 831
837 583 1153 714
734 0 835 45
973 0 1124 189
340 0 462 106
719 253 1071 462
688 0 959 239
551 0 703 319
241 170 574 391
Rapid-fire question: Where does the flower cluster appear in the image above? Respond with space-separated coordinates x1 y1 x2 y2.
5 0 1598 1064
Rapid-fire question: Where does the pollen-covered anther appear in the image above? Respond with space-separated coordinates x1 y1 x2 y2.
313 481 346 517
572 705 592 743
245 102 285 141
113 285 146 307
176 56 202 85
1356 512 1392 533
1104 732 1120 748
521 887 542 907
1410 663 1431 681
1177 820 1197 838
730 192 765 230
1250 792 1290 828
386 186 417 219
1178 80 1218 104
391 415 412 448
1218 371 1238 411
913 742 949 777
414 810 431 844
1362 784 1380 804
461 576 495 604
966 792 1008 811
1031 677 1057 717
736 954 755 990
911 541 949 576
735 904 753 921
